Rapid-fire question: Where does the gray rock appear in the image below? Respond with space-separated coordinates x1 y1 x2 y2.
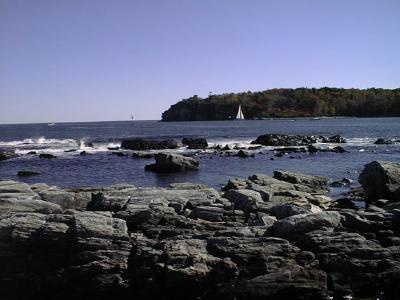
145 153 199 172
359 160 400 202
269 211 341 240
224 189 264 211
169 182 209 190
0 181 35 195
0 198 62 214
40 190 77 209
274 170 329 188
222 178 249 191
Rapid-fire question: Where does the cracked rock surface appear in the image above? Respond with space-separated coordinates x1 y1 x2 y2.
1 160 400 299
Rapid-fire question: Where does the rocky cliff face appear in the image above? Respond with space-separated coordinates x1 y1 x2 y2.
1 162 400 299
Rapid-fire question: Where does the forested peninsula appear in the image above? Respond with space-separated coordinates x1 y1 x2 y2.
161 88 400 121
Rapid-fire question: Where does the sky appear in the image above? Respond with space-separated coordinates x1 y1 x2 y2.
0 0 399 124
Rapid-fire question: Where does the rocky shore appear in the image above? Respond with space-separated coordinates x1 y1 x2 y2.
1 160 400 299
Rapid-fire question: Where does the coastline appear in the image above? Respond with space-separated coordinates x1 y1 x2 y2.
1 160 399 299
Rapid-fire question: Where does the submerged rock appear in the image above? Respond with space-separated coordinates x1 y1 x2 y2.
145 153 199 172
39 153 56 159
17 170 40 177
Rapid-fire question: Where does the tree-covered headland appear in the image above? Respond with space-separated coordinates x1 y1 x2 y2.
161 88 400 121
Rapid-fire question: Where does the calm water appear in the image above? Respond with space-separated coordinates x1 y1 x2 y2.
0 118 399 190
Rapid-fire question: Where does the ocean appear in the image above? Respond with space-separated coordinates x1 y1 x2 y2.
0 118 399 190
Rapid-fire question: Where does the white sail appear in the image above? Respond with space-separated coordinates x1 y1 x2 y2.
236 105 245 120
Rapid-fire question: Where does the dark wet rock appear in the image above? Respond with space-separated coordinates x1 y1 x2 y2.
308 144 320 153
330 178 352 187
332 146 347 153
308 144 346 153
107 146 120 150
145 153 199 173
131 151 155 158
111 151 126 157
333 198 357 209
80 150 91 155
64 149 77 152
359 160 400 202
275 147 307 153
27 151 37 155
251 134 346 147
39 153 56 159
17 170 41 177
121 138 178 150
213 267 328 300
237 149 254 158
328 135 346 143
182 137 208 149
251 134 319 146
0 150 18 161
374 138 395 145
248 145 262 150
222 145 231 151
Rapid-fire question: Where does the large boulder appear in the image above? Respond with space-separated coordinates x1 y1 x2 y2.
273 170 329 189
269 211 341 240
121 139 178 150
359 161 400 202
145 153 199 173
182 137 208 149
224 189 264 211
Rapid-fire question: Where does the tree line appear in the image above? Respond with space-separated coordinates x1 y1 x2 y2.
161 88 400 121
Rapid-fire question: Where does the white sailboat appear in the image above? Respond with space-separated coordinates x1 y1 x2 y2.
235 105 245 120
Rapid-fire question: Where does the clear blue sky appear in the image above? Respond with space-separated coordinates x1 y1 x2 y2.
1 0 399 123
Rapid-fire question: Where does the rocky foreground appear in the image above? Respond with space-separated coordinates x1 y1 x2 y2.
1 161 400 299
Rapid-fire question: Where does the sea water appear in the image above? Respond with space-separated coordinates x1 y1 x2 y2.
0 118 399 190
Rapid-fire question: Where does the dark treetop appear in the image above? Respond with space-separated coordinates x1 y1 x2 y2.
161 88 400 121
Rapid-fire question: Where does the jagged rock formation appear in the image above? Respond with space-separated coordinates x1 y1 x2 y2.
1 161 400 299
